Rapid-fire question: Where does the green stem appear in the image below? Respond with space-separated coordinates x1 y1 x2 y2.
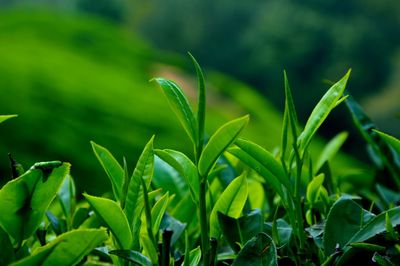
141 178 157 249
293 147 306 250
199 179 210 265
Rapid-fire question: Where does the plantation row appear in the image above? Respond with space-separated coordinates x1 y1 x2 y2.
1 56 400 265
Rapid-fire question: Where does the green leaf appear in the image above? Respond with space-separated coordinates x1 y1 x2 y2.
160 213 186 246
189 246 201 266
125 137 154 235
152 77 198 146
218 209 264 252
264 219 293 249
345 96 400 187
0 162 69 244
11 229 107 266
57 174 76 227
315 131 348 174
188 52 206 160
0 226 15 265
372 252 396 266
84 194 132 249
229 138 290 196
0 114 17 124
109 249 152 266
198 115 249 177
306 174 325 206
232 233 278 266
323 196 375 256
155 149 199 203
210 173 248 237
151 192 169 236
374 130 400 155
91 141 124 201
298 70 351 154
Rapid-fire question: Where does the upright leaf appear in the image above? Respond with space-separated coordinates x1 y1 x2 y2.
210 173 248 237
11 229 108 266
152 78 198 146
199 115 249 177
306 174 325 206
298 70 351 154
57 175 76 227
0 163 69 244
125 137 154 231
315 132 349 174
84 194 132 249
232 233 278 266
189 53 206 160
91 141 124 201
151 192 169 236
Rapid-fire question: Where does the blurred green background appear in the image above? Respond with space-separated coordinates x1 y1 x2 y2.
0 1 398 194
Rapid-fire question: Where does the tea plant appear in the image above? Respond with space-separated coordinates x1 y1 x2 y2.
1 55 400 265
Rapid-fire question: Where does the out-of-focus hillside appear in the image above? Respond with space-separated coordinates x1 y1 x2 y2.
0 11 366 194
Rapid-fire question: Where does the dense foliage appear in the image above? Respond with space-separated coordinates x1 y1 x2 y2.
1 57 400 265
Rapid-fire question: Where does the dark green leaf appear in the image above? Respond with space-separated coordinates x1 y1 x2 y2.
109 249 152 266
323 196 375 256
218 209 264 252
57 174 76 226
84 194 132 249
160 213 186 246
72 207 90 229
198 115 249 177
374 130 400 155
232 233 278 266
91 141 124 201
0 226 15 265
372 252 395 266
264 219 293 249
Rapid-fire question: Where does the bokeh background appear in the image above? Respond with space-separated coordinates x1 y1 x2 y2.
0 0 399 194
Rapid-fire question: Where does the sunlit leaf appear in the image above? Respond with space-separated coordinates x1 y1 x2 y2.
0 114 17 124
0 163 69 244
374 130 400 155
198 115 249 177
91 141 124 201
11 229 108 266
84 194 132 249
306 174 325 206
151 192 169 236
315 131 348 174
298 70 350 155
210 173 248 237
152 78 198 146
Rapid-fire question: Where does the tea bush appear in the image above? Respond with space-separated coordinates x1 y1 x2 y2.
1 56 399 265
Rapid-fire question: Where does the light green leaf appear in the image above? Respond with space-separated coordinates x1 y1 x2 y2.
84 194 132 249
153 78 198 146
124 137 154 232
230 138 290 194
188 53 206 160
11 229 108 266
0 114 17 124
91 141 124 201
232 233 278 266
374 130 400 155
189 246 201 266
0 163 69 244
151 192 169 236
199 115 249 177
155 149 199 203
210 173 248 237
298 70 351 154
315 132 348 174
306 174 325 206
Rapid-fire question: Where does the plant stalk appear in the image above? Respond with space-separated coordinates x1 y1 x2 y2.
199 179 210 265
